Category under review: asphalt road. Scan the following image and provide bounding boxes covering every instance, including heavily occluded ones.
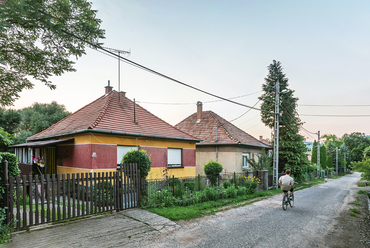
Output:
[143,173,361,248]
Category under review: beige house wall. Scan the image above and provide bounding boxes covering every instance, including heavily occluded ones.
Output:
[196,145,268,175]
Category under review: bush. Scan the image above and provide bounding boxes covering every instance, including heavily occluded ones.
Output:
[204,160,223,186]
[204,186,219,201]
[0,153,20,228]
[184,181,195,192]
[0,223,13,244]
[223,180,231,189]
[353,160,370,180]
[226,185,237,198]
[237,186,247,196]
[121,149,151,179]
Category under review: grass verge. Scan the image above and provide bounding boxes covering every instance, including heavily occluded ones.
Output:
[146,179,326,221]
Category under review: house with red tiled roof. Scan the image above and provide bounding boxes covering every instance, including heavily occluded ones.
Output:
[175,102,271,175]
[13,84,200,179]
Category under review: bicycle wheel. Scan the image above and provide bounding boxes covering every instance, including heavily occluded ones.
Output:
[282,194,288,210]
[289,194,294,207]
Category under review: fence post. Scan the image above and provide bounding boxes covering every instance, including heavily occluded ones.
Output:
[2,160,9,225]
[233,172,236,186]
[198,174,200,191]
[172,175,175,196]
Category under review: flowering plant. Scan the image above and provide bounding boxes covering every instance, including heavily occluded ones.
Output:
[32,155,44,166]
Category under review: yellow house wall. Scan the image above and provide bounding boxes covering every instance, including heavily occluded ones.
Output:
[70,133,196,149]
[57,132,197,179]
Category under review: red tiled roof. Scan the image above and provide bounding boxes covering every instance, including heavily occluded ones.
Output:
[175,111,271,148]
[28,91,199,141]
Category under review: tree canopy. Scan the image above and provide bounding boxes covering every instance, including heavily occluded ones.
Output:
[342,132,370,163]
[259,60,309,182]
[0,0,105,106]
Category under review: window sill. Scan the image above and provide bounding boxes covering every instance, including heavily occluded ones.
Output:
[167,166,184,169]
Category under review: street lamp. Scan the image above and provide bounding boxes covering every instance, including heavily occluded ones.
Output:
[273,82,288,188]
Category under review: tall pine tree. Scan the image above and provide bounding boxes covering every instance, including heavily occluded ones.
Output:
[311,140,318,164]
[259,60,309,182]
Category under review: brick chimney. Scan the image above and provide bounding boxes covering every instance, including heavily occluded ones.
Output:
[105,80,113,94]
[197,101,203,122]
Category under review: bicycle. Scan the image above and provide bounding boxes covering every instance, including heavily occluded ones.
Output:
[282,190,294,210]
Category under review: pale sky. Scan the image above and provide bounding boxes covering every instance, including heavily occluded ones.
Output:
[10,0,370,142]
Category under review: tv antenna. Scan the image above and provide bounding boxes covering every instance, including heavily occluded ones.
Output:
[102,46,131,96]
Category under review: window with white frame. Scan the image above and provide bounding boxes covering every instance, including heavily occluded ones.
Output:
[117,146,137,164]
[242,153,250,170]
[168,148,182,168]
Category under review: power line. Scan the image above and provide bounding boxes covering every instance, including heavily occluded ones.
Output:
[300,104,370,107]
[55,27,264,111]
[136,91,263,105]
[229,100,261,123]
[300,114,370,117]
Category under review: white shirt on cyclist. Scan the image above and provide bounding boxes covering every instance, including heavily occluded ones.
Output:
[279,175,294,191]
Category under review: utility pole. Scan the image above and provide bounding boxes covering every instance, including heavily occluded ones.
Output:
[317,131,320,178]
[344,154,346,174]
[336,147,339,176]
[102,47,130,99]
[273,81,280,189]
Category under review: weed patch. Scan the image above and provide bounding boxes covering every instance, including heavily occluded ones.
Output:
[350,208,360,214]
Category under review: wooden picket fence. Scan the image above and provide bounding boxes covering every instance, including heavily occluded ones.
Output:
[1,162,140,230]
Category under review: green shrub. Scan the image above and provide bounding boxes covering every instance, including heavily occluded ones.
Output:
[0,153,20,228]
[223,180,231,189]
[226,185,237,198]
[204,187,219,201]
[184,181,195,192]
[121,149,152,179]
[204,160,223,186]
[237,186,247,196]
[0,223,13,244]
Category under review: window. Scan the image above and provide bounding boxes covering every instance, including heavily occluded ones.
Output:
[242,153,250,170]
[168,148,182,168]
[117,146,137,164]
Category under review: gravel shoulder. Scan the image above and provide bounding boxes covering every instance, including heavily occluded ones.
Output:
[319,179,370,247]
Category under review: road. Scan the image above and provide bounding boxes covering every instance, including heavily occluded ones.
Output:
[5,173,361,248]
[142,173,361,248]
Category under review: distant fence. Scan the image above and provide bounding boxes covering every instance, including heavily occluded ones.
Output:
[1,161,140,230]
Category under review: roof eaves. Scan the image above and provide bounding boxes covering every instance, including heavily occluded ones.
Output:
[196,142,272,149]
[27,129,202,143]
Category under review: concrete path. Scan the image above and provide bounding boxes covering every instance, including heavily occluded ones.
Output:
[4,209,179,248]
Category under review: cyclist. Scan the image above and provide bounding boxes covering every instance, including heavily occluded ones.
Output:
[278,169,294,198]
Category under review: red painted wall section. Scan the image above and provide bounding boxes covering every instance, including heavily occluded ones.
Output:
[58,144,116,169]
[141,147,167,168]
[91,144,117,169]
[182,149,196,167]
[58,145,91,169]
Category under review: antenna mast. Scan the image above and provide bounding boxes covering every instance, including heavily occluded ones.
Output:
[102,46,130,97]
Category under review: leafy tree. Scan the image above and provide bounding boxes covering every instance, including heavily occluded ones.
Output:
[15,102,70,143]
[0,108,21,133]
[121,149,152,179]
[311,140,318,164]
[363,146,370,159]
[342,132,370,162]
[327,156,333,169]
[322,134,342,147]
[320,145,327,169]
[246,149,272,171]
[0,128,13,152]
[204,160,223,186]
[0,0,105,106]
[259,60,309,182]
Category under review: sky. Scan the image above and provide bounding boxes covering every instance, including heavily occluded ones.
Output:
[10,0,370,142]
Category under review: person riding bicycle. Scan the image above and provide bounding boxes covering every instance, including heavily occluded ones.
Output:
[278,169,294,198]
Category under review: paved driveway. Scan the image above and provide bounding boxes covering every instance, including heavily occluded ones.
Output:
[5,209,179,248]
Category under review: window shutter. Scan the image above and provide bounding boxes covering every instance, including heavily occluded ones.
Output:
[168,148,182,167]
